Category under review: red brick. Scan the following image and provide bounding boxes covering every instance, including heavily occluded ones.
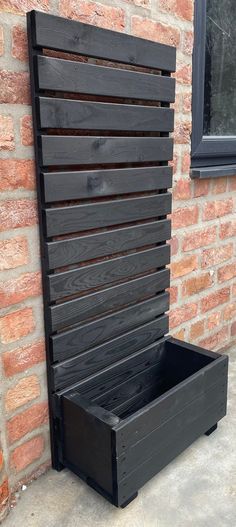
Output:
[231,321,236,336]
[232,283,236,297]
[201,244,233,269]
[7,402,48,444]
[199,326,228,351]
[20,115,33,146]
[10,435,44,473]
[0,272,41,308]
[171,205,198,229]
[12,25,27,61]
[172,328,185,340]
[0,236,28,270]
[175,63,192,85]
[3,340,45,377]
[207,311,221,331]
[168,235,179,256]
[229,176,236,191]
[182,30,194,56]
[0,479,9,510]
[181,152,190,174]
[203,198,233,221]
[0,115,14,151]
[131,16,180,47]
[218,263,236,283]
[174,120,191,144]
[159,0,193,21]
[0,307,35,344]
[168,285,178,305]
[0,0,49,15]
[182,272,213,297]
[169,302,198,329]
[223,303,236,321]
[212,177,227,194]
[193,179,210,198]
[0,450,3,471]
[219,220,236,240]
[171,254,197,278]
[5,375,40,413]
[201,287,230,313]
[0,71,30,104]
[190,320,204,340]
[0,199,37,231]
[182,92,191,113]
[0,159,35,191]
[182,226,217,252]
[0,26,4,56]
[60,0,125,31]
[173,178,191,200]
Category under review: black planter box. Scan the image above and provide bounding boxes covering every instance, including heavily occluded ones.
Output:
[59,337,228,507]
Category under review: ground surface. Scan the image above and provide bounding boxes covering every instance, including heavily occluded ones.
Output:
[4,351,236,527]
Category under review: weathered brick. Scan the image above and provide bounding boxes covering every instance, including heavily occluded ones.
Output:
[0,272,41,308]
[181,152,190,174]
[0,71,30,104]
[5,375,40,413]
[182,226,217,252]
[12,25,27,61]
[182,92,191,113]
[0,26,4,56]
[0,450,3,471]
[3,340,45,377]
[207,311,221,331]
[201,244,233,269]
[10,435,44,473]
[0,236,28,270]
[182,272,213,297]
[7,402,48,444]
[171,205,198,229]
[0,159,35,191]
[0,479,9,510]
[0,115,14,151]
[173,178,191,200]
[182,30,194,56]
[201,287,230,313]
[219,220,236,239]
[171,254,197,278]
[190,320,204,340]
[0,0,49,15]
[203,198,233,221]
[175,63,192,85]
[229,176,236,191]
[169,302,198,329]
[212,177,227,194]
[168,235,179,256]
[231,321,236,336]
[60,0,125,31]
[131,15,180,47]
[223,303,236,321]
[20,115,33,146]
[193,179,210,198]
[174,121,191,144]
[0,199,37,231]
[172,328,185,340]
[0,307,35,344]
[199,326,229,351]
[159,0,193,21]
[232,283,236,297]
[168,285,178,305]
[218,263,236,283]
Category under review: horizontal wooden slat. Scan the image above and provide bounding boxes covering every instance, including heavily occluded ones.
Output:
[46,219,171,270]
[48,245,170,301]
[38,97,174,132]
[43,166,172,203]
[45,193,171,237]
[52,315,168,389]
[32,11,176,72]
[41,135,173,167]
[51,292,169,362]
[49,268,170,331]
[37,55,175,102]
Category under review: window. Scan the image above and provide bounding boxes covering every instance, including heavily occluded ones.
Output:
[191,0,236,175]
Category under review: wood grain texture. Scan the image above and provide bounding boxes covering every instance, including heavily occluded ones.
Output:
[45,193,172,237]
[37,55,175,102]
[33,11,176,71]
[40,135,173,166]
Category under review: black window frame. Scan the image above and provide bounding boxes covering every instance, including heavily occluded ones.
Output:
[191,0,236,172]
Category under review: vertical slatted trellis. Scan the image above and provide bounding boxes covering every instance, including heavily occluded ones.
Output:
[27,10,176,470]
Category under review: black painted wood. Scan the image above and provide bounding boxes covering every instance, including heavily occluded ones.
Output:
[45,193,172,237]
[46,219,171,269]
[43,166,172,203]
[37,55,175,102]
[39,97,174,132]
[41,135,173,167]
[32,10,176,71]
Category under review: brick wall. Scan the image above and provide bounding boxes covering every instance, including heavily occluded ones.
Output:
[0,0,235,518]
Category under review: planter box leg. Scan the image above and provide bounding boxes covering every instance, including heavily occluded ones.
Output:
[121,492,138,508]
[205,423,218,436]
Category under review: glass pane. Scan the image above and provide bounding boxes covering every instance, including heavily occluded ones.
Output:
[203,0,236,136]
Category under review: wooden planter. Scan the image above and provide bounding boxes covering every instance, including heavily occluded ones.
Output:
[28,10,228,508]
